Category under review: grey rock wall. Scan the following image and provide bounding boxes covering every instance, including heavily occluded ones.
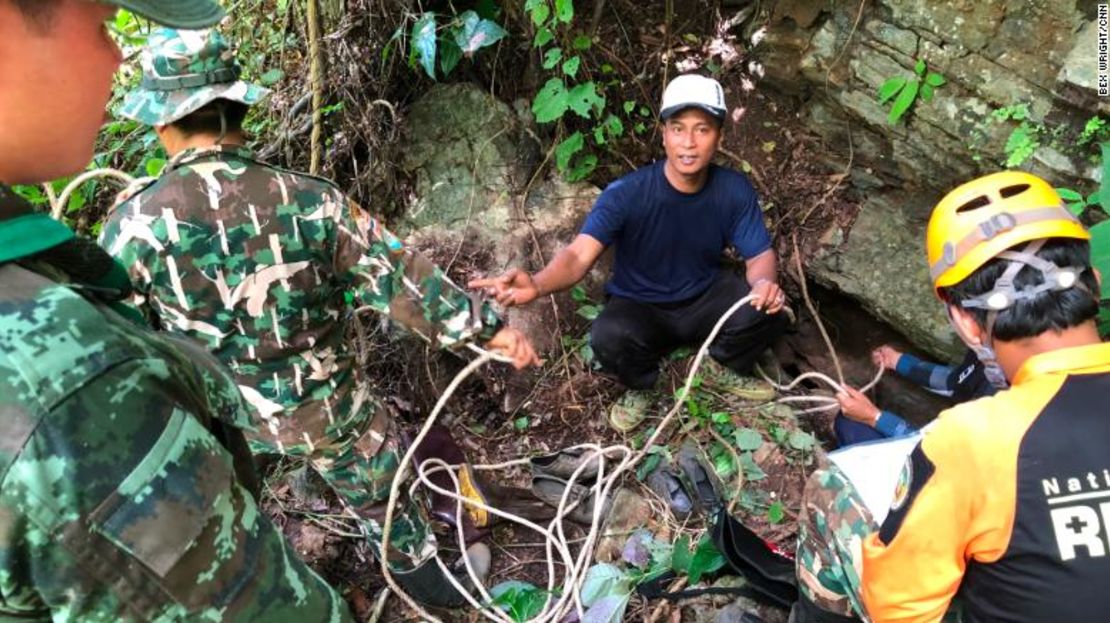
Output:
[760,0,1103,358]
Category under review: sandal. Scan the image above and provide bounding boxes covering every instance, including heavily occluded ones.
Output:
[530,447,602,481]
[676,441,724,515]
[530,474,610,524]
[644,463,694,519]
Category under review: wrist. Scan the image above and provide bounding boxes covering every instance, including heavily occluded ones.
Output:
[530,273,545,298]
[871,409,883,427]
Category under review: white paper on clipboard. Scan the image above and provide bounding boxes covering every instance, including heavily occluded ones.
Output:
[827,433,923,525]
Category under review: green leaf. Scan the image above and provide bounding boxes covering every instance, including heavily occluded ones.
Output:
[888,79,919,124]
[532,78,569,123]
[687,536,727,584]
[739,452,767,481]
[1057,187,1084,202]
[259,68,284,87]
[563,55,581,77]
[767,501,785,524]
[573,34,593,50]
[603,114,624,138]
[542,47,563,69]
[636,450,663,481]
[476,0,500,20]
[454,10,507,54]
[788,430,817,451]
[555,131,585,171]
[439,38,462,75]
[914,58,926,76]
[623,100,636,114]
[1089,222,1110,309]
[925,71,946,87]
[919,83,934,102]
[670,535,691,573]
[570,284,588,302]
[710,411,731,425]
[554,0,574,23]
[577,303,601,320]
[1099,142,1110,212]
[144,157,166,177]
[411,12,438,79]
[513,416,529,431]
[581,563,631,606]
[877,76,906,104]
[489,580,547,622]
[734,427,763,451]
[712,451,735,477]
[533,27,554,47]
[566,153,598,182]
[567,81,605,118]
[526,0,550,26]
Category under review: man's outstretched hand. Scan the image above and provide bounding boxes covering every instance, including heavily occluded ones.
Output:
[485,327,542,369]
[469,269,541,307]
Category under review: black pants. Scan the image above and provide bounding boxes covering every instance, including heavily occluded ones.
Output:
[590,271,788,389]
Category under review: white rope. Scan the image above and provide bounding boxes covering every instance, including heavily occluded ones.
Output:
[380,296,888,621]
[379,295,759,622]
[47,168,136,220]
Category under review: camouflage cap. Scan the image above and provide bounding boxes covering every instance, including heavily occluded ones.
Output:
[106,1,225,29]
[120,28,269,126]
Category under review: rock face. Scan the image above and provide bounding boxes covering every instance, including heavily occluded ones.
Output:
[401,83,603,358]
[760,0,1102,358]
[399,83,542,234]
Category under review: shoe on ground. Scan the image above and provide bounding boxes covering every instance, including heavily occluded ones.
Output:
[701,358,776,402]
[608,389,655,432]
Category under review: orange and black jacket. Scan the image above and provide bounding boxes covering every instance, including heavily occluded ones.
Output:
[861,342,1110,622]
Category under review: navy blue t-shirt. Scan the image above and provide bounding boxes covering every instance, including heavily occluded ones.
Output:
[581,160,770,303]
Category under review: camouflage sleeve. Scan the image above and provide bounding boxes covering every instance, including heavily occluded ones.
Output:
[331,193,503,347]
[99,200,163,329]
[0,358,353,622]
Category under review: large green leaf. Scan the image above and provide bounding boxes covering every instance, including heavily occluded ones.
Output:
[411,12,437,79]
[888,79,918,124]
[670,535,691,573]
[453,10,506,54]
[734,427,763,451]
[542,47,563,69]
[439,38,462,75]
[687,535,727,584]
[567,81,605,118]
[555,0,574,23]
[1089,221,1110,284]
[525,0,549,25]
[532,77,569,123]
[566,153,598,182]
[556,131,585,171]
[877,76,906,104]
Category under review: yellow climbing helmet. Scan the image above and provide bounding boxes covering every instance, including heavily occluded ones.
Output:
[926,171,1090,294]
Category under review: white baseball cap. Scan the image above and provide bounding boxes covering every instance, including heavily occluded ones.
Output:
[660,74,727,123]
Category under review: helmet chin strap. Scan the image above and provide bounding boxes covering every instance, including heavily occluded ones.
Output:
[946,305,1010,390]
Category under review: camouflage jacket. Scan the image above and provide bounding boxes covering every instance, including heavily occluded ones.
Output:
[100,146,501,458]
[0,187,351,621]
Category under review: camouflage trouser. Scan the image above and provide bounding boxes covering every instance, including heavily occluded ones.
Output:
[796,466,960,623]
[795,465,875,621]
[309,424,437,572]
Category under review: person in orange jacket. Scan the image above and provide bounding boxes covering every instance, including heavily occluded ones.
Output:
[792,171,1110,623]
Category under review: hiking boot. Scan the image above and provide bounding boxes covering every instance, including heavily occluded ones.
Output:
[608,389,655,432]
[530,447,602,481]
[702,359,776,402]
[530,473,611,524]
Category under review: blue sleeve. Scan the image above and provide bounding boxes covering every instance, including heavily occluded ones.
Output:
[894,353,956,395]
[580,181,625,246]
[874,411,917,437]
[728,173,771,259]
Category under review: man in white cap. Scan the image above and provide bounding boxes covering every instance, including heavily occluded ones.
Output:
[471,74,786,430]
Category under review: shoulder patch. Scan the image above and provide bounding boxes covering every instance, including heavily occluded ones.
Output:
[878,443,936,545]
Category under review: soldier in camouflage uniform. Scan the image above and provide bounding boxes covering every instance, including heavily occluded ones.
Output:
[0,0,351,620]
[100,27,540,605]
